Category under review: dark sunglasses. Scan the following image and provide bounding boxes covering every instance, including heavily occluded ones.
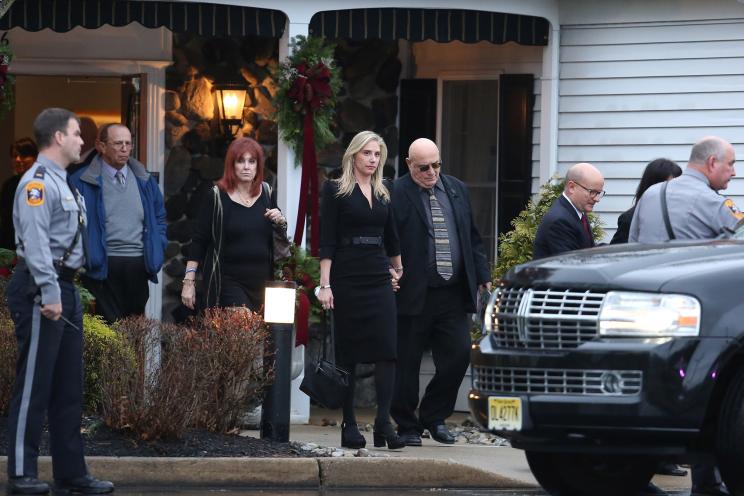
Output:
[417,162,442,173]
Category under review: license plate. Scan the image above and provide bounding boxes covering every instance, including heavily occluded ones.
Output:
[488,396,523,431]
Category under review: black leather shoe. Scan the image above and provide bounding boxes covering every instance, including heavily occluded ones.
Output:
[6,477,50,495]
[691,483,731,496]
[656,463,688,477]
[53,475,114,494]
[639,482,667,495]
[398,432,422,447]
[425,423,456,444]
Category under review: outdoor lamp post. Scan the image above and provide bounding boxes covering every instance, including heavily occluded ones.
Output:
[213,83,247,139]
[261,280,297,442]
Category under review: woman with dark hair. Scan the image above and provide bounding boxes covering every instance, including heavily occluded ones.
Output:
[611,158,683,244]
[1,138,38,249]
[317,130,404,450]
[181,137,287,310]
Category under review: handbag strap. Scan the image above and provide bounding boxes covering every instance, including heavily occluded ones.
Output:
[320,310,338,365]
[660,181,676,240]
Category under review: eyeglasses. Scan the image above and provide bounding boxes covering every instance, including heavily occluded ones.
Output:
[571,180,606,199]
[416,162,442,173]
[107,140,133,150]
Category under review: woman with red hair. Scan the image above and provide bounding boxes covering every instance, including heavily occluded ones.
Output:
[181,137,287,310]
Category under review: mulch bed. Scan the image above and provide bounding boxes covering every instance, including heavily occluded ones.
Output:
[0,416,300,458]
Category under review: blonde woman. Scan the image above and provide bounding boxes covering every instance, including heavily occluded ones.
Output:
[317,131,404,450]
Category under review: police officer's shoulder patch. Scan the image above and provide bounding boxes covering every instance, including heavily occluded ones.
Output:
[25,181,44,207]
[724,199,744,220]
[32,166,46,180]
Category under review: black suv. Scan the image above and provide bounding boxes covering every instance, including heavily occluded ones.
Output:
[469,239,744,496]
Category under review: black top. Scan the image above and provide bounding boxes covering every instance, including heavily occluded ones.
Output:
[610,206,635,245]
[190,187,272,292]
[319,181,400,261]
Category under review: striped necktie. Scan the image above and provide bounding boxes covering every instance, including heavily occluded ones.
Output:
[428,189,453,280]
[114,170,125,188]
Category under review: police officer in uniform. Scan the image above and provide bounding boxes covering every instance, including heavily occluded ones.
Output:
[630,135,737,496]
[5,108,114,495]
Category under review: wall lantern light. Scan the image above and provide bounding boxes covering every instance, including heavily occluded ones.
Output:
[214,83,248,139]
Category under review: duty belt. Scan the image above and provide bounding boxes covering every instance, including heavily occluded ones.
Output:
[340,236,383,246]
[16,257,80,283]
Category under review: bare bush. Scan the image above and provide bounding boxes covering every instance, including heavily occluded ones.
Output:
[99,316,201,440]
[98,310,273,439]
[191,307,274,433]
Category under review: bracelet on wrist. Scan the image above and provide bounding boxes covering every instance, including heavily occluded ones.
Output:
[319,284,331,289]
[182,278,195,284]
[185,267,197,275]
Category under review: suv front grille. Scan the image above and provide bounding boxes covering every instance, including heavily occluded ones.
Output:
[472,366,643,396]
[490,287,606,350]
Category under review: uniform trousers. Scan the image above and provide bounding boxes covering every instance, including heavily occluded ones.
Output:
[5,267,87,480]
[82,255,149,324]
[392,283,470,435]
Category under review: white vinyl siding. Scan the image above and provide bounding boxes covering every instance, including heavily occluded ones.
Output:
[557,19,744,242]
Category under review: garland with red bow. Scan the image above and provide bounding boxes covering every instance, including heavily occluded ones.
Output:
[273,36,340,255]
[0,32,14,121]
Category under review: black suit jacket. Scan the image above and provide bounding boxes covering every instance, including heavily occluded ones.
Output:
[533,195,594,259]
[391,173,490,316]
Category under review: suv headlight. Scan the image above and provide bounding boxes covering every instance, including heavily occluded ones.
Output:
[483,289,498,334]
[599,291,700,337]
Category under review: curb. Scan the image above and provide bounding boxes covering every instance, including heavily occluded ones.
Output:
[0,456,533,489]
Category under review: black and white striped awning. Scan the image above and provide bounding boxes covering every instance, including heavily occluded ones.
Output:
[0,0,286,37]
[309,8,549,46]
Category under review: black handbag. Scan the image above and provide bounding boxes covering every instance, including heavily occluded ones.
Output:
[262,182,291,262]
[300,311,349,409]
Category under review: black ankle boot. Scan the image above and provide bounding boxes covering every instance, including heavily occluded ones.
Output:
[373,422,405,449]
[341,421,366,449]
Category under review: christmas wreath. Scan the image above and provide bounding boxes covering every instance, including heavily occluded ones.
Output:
[0,33,13,121]
[273,35,341,160]
[273,35,342,255]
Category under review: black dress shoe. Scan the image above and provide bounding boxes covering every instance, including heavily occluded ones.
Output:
[53,475,114,495]
[425,423,456,444]
[691,483,731,496]
[656,463,688,477]
[398,432,422,447]
[639,482,667,495]
[6,477,50,495]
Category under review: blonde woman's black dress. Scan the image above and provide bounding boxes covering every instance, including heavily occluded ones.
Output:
[320,181,400,364]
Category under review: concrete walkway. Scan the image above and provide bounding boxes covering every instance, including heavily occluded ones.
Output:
[0,407,694,491]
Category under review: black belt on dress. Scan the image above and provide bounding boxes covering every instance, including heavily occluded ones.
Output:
[16,257,80,283]
[340,236,383,247]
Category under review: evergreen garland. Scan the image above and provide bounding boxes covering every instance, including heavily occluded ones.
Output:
[272,35,341,164]
[0,33,13,121]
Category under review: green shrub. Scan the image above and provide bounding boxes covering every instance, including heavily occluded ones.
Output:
[83,314,135,413]
[493,178,604,281]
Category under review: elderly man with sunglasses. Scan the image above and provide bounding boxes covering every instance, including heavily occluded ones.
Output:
[533,162,605,259]
[390,138,491,447]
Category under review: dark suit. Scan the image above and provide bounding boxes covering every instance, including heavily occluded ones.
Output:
[533,194,594,259]
[391,173,490,434]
